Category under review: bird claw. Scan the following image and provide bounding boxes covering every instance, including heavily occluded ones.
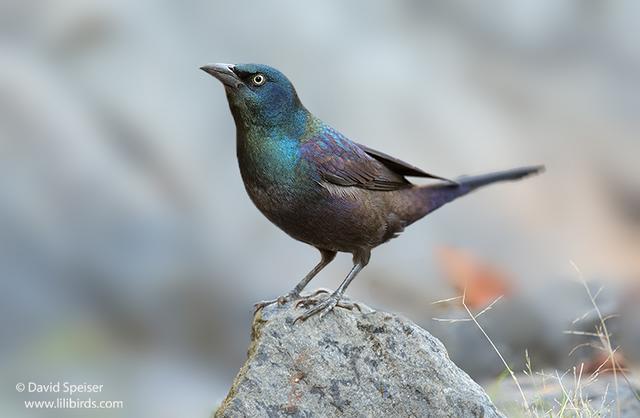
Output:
[294,296,338,323]
[294,295,362,323]
[253,292,298,314]
[306,288,331,298]
[293,288,332,309]
[294,298,316,309]
[338,300,362,313]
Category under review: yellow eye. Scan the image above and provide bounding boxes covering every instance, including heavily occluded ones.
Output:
[251,74,266,86]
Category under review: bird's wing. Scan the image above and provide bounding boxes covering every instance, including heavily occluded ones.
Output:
[356,143,454,183]
[301,127,414,191]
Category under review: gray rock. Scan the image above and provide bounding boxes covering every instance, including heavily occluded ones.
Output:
[215,295,504,417]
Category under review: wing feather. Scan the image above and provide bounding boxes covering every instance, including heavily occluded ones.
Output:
[301,126,439,191]
[356,143,455,183]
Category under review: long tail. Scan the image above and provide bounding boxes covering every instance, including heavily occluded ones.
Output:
[454,165,544,190]
[407,165,544,222]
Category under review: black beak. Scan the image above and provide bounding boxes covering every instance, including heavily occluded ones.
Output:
[200,63,241,88]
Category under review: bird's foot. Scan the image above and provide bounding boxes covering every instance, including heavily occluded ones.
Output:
[293,288,333,309]
[302,288,331,300]
[253,292,299,314]
[254,288,334,314]
[294,293,361,323]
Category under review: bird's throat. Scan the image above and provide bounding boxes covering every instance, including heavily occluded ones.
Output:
[236,126,302,189]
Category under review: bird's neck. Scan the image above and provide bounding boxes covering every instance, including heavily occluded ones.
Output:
[235,108,312,187]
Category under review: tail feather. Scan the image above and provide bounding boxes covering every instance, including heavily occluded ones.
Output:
[454,165,544,190]
[412,165,544,220]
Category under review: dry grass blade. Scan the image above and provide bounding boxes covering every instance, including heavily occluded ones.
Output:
[431,295,463,304]
[460,286,531,413]
[563,330,604,338]
[431,317,471,323]
[431,285,530,413]
[569,260,621,418]
[432,294,503,323]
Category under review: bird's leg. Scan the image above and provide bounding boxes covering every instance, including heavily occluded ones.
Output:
[295,249,370,322]
[294,264,364,321]
[254,249,336,312]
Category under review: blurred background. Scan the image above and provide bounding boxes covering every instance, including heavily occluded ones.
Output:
[1,0,639,416]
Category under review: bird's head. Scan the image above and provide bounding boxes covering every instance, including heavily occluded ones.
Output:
[201,63,304,128]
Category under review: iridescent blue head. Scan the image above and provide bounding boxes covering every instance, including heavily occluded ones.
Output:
[201,63,305,129]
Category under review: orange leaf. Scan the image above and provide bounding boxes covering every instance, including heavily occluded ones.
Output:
[582,351,627,376]
[436,246,512,309]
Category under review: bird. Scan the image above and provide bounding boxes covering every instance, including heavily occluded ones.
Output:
[201,63,543,322]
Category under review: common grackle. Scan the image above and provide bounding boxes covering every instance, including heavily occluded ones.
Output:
[201,63,543,322]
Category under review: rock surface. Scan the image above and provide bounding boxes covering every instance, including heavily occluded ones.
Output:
[215,294,504,417]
